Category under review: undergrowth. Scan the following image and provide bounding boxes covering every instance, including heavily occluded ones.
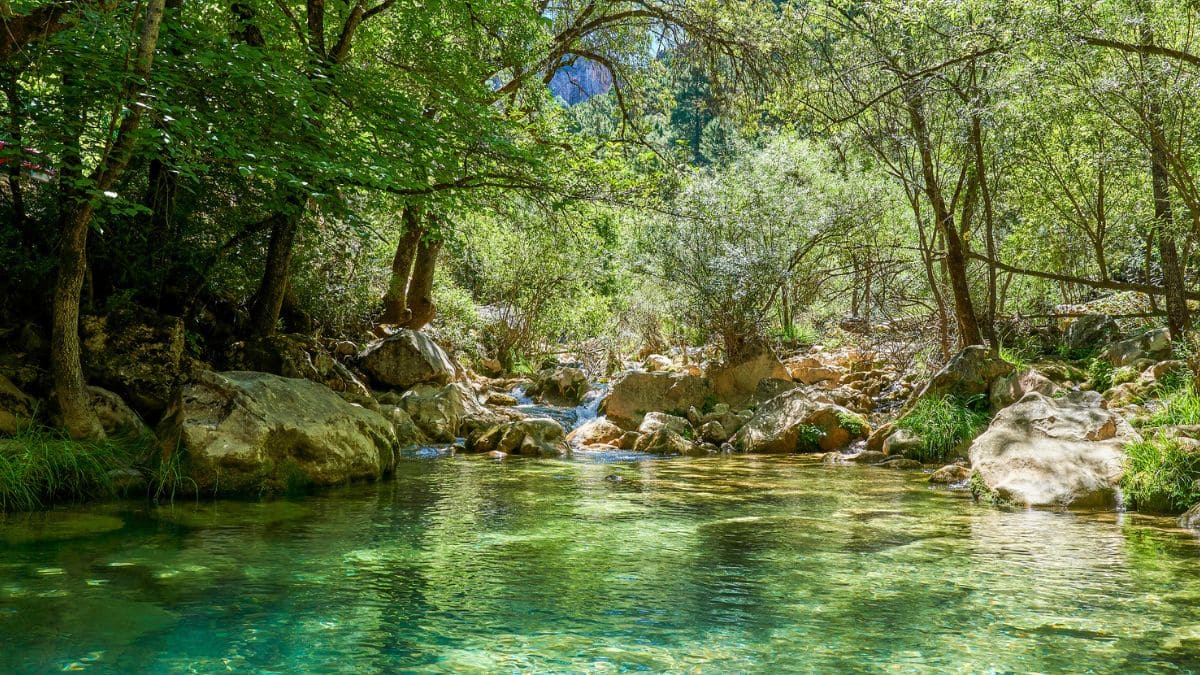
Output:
[0,426,156,512]
[1123,432,1200,514]
[896,395,990,463]
[1144,379,1200,427]
[1087,358,1113,392]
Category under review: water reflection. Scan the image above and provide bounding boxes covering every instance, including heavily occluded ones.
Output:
[1,455,1200,672]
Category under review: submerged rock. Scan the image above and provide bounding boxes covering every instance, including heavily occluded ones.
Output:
[160,371,399,496]
[1180,503,1200,531]
[730,389,869,453]
[929,464,971,484]
[633,428,699,455]
[359,329,457,389]
[967,391,1137,508]
[603,371,713,430]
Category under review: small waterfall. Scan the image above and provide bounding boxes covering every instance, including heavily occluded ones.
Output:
[507,383,607,430]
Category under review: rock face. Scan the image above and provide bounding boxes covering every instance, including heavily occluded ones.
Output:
[708,350,791,407]
[990,368,1061,410]
[87,386,148,438]
[731,389,869,453]
[603,371,713,430]
[468,418,568,457]
[0,374,33,434]
[359,329,456,389]
[1105,328,1171,368]
[160,371,398,496]
[567,418,624,446]
[394,382,503,442]
[1065,314,1121,351]
[908,346,1013,409]
[637,412,692,437]
[968,391,1138,508]
[81,307,185,416]
[232,334,372,404]
[528,367,589,406]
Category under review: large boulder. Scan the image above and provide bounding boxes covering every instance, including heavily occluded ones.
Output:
[1104,328,1172,368]
[990,368,1061,410]
[359,329,456,389]
[231,334,373,405]
[637,411,692,437]
[731,389,870,453]
[1065,314,1121,352]
[159,371,398,496]
[87,386,148,438]
[633,428,700,455]
[603,371,713,430]
[967,391,1138,508]
[907,346,1013,410]
[567,418,624,446]
[0,374,34,434]
[467,418,568,457]
[528,366,589,406]
[81,306,186,416]
[708,349,792,407]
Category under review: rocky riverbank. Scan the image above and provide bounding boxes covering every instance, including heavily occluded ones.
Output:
[3,308,1199,528]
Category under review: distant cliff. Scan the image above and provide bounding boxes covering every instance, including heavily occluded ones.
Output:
[549,58,613,105]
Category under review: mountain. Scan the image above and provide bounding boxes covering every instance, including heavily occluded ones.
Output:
[549,58,613,105]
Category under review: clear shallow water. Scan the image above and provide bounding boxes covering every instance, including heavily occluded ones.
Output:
[3,454,1200,673]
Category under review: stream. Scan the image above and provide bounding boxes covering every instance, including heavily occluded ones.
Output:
[2,393,1200,672]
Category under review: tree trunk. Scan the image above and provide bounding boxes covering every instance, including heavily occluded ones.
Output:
[50,0,166,439]
[403,222,441,330]
[907,92,983,347]
[379,205,423,325]
[970,113,998,348]
[1149,104,1190,338]
[248,211,298,337]
[52,204,105,439]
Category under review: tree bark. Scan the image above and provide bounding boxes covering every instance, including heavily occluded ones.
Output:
[379,205,423,325]
[906,92,983,347]
[403,230,442,331]
[248,211,299,337]
[50,0,167,439]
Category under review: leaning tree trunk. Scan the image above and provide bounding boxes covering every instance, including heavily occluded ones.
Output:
[404,231,442,330]
[907,93,983,348]
[50,0,166,439]
[379,205,424,326]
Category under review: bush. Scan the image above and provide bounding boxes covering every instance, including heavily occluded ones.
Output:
[0,427,155,512]
[1087,357,1113,392]
[1122,433,1200,514]
[896,395,989,463]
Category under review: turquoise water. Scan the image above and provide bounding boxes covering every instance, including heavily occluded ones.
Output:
[3,453,1200,672]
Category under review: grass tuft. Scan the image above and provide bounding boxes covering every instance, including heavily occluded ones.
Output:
[1144,381,1200,428]
[1122,432,1200,514]
[896,395,990,463]
[1087,357,1113,392]
[0,426,155,512]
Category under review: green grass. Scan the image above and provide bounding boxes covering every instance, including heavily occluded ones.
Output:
[1122,433,1200,514]
[999,343,1036,371]
[1144,380,1200,427]
[0,427,155,512]
[836,411,867,436]
[896,395,990,463]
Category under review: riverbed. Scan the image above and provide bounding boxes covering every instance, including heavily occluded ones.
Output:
[3,453,1200,672]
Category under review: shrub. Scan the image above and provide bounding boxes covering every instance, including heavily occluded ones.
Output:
[1122,433,1200,514]
[896,395,989,463]
[796,424,825,452]
[0,427,155,512]
[1087,357,1113,392]
[836,411,867,436]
